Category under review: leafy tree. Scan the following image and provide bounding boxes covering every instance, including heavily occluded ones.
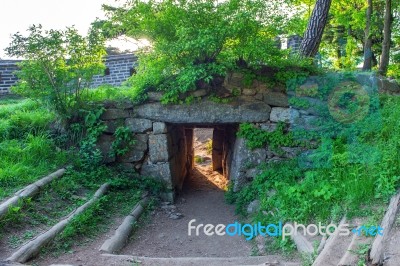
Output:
[363,0,373,70]
[300,0,333,58]
[5,25,106,118]
[101,0,304,103]
[379,0,393,75]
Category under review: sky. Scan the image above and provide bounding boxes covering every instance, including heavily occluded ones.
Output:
[0,0,137,59]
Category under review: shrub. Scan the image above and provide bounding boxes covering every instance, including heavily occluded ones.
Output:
[6,25,106,118]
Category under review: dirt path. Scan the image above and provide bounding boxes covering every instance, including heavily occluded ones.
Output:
[121,168,251,257]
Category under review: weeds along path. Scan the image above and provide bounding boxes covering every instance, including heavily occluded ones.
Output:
[0,168,66,219]
[0,168,144,265]
[0,97,68,201]
[0,171,93,259]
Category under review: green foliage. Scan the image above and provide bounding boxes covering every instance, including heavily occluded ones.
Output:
[6,25,106,118]
[288,97,311,109]
[205,139,213,155]
[43,166,163,255]
[0,98,67,201]
[74,108,106,171]
[112,126,136,156]
[102,0,303,103]
[208,94,231,104]
[194,155,205,164]
[237,122,301,150]
[82,84,146,104]
[0,134,67,200]
[0,99,54,141]
[230,94,400,228]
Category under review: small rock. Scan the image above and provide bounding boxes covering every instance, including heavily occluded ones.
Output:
[247,200,261,214]
[242,88,257,96]
[245,168,261,180]
[267,189,277,197]
[161,205,176,211]
[169,213,184,220]
[147,91,163,101]
[260,122,278,132]
[263,91,289,107]
[255,235,266,255]
[191,89,208,97]
[158,233,165,238]
[270,107,300,123]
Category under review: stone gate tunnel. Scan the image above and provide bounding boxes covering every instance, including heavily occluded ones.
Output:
[152,124,238,196]
[99,95,277,202]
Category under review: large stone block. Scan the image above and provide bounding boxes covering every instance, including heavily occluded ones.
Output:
[118,150,145,163]
[377,77,400,92]
[263,91,289,107]
[134,134,149,151]
[117,134,148,163]
[141,163,173,189]
[190,89,208,97]
[104,119,124,134]
[153,122,167,134]
[270,107,300,123]
[126,118,153,133]
[292,115,319,131]
[149,134,170,163]
[101,109,130,120]
[229,137,267,191]
[134,100,271,123]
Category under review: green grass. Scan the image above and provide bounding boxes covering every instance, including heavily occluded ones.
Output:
[81,84,144,103]
[0,98,67,200]
[0,135,67,200]
[0,165,160,252]
[34,167,160,256]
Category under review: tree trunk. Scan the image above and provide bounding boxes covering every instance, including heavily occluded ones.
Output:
[363,0,373,71]
[299,0,333,58]
[379,0,392,75]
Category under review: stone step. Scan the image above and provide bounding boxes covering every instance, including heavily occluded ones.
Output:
[94,254,301,266]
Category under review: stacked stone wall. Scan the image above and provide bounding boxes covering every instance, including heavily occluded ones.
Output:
[0,60,20,94]
[0,54,137,94]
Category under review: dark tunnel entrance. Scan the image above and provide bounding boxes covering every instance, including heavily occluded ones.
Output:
[167,124,238,195]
